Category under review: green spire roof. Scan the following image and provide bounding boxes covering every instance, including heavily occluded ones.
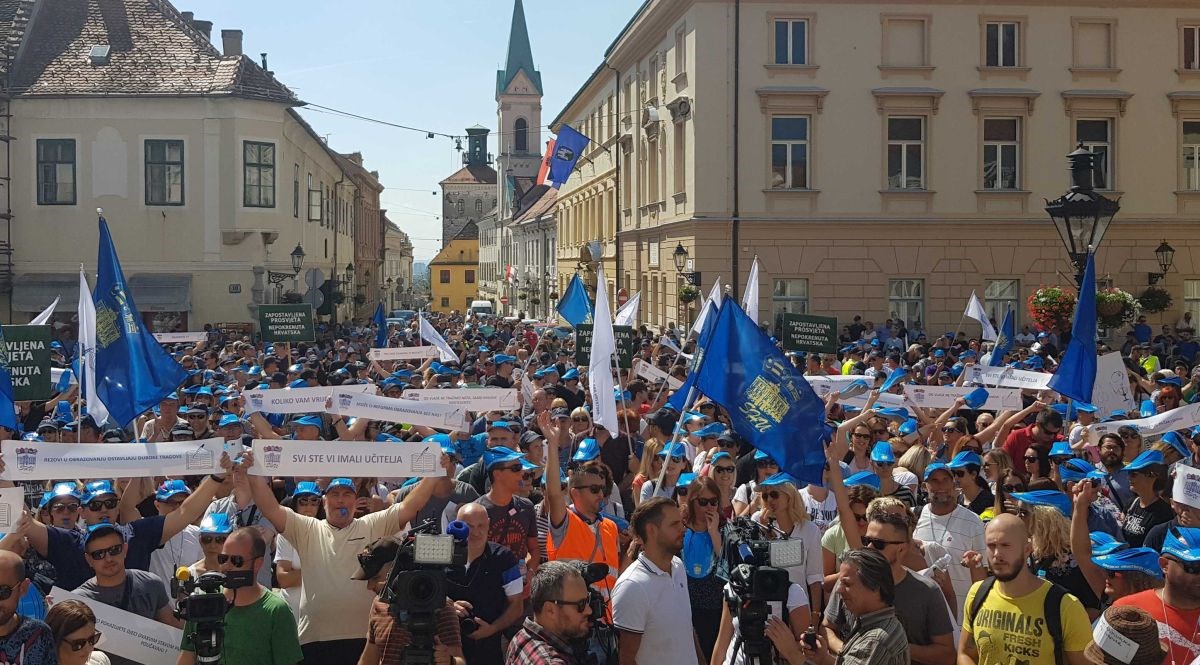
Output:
[496,0,542,98]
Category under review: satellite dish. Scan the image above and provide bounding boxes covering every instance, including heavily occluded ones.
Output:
[304,268,325,289]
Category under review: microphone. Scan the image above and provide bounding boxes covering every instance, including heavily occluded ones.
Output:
[445,520,470,543]
[175,566,191,583]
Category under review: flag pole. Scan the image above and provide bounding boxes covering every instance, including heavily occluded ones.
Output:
[654,384,700,490]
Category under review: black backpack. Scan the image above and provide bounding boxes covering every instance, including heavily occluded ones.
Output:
[965,577,1067,665]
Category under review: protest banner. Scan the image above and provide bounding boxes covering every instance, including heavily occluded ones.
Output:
[0,438,226,481]
[0,487,21,530]
[248,439,442,477]
[1173,464,1200,510]
[1091,351,1135,418]
[49,367,77,388]
[1088,400,1200,440]
[52,587,183,665]
[800,375,865,398]
[840,391,907,409]
[575,324,637,368]
[368,346,438,361]
[257,304,315,342]
[151,332,207,344]
[328,388,470,430]
[903,385,1024,411]
[243,385,373,415]
[2,325,50,401]
[403,388,518,411]
[633,358,683,389]
[780,314,838,354]
[961,364,1054,390]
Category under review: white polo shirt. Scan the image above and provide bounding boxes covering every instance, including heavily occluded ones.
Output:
[612,553,695,665]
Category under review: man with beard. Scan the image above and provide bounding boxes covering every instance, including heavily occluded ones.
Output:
[0,550,54,662]
[1113,526,1200,664]
[1094,433,1134,510]
[506,561,591,665]
[913,463,986,606]
[959,514,1093,665]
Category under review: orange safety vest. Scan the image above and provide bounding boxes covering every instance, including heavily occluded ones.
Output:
[546,508,620,599]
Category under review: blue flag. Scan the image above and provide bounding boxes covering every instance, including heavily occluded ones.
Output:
[556,274,594,327]
[547,124,591,188]
[93,217,188,428]
[988,307,1015,367]
[1049,254,1097,403]
[667,299,724,412]
[0,328,20,432]
[693,300,829,484]
[373,302,387,349]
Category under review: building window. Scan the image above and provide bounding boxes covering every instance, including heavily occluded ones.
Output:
[770,116,809,189]
[771,279,809,335]
[675,25,687,74]
[475,199,483,213]
[621,145,633,210]
[674,122,687,194]
[1185,121,1200,190]
[649,54,659,101]
[456,199,465,214]
[984,279,1019,325]
[1076,119,1112,189]
[441,297,450,308]
[515,118,528,153]
[439,270,451,284]
[243,141,275,207]
[882,16,929,68]
[887,117,924,189]
[1072,19,1116,69]
[36,139,76,205]
[144,139,184,205]
[1185,25,1200,71]
[773,19,808,65]
[889,279,924,330]
[307,174,321,222]
[984,22,1019,67]
[465,270,476,284]
[293,164,300,217]
[983,118,1020,190]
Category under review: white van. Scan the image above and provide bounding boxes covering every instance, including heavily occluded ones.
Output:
[470,300,494,318]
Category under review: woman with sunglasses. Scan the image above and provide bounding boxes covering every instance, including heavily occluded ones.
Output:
[1068,482,1163,608]
[993,471,1026,516]
[752,475,823,622]
[639,442,688,503]
[568,407,593,444]
[629,438,663,509]
[186,513,233,581]
[706,451,738,520]
[980,449,1013,494]
[732,451,780,517]
[1115,426,1145,463]
[46,600,107,665]
[1121,451,1174,548]
[1021,445,1051,484]
[276,482,323,617]
[680,475,726,660]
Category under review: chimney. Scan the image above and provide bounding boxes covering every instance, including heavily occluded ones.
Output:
[192,20,212,41]
[220,29,242,57]
[180,11,193,21]
[260,52,269,72]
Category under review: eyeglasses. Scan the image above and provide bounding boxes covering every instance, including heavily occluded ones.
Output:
[941,427,960,434]
[863,537,906,550]
[216,553,257,568]
[86,498,119,511]
[571,417,590,423]
[669,456,684,463]
[296,496,320,506]
[1023,456,1039,463]
[495,464,524,474]
[1002,484,1023,493]
[62,632,102,652]
[573,485,605,495]
[696,498,719,507]
[762,490,781,500]
[714,466,736,475]
[550,597,590,612]
[874,461,894,468]
[851,433,871,440]
[86,544,124,561]
[853,512,868,523]
[200,534,228,546]
[51,503,80,514]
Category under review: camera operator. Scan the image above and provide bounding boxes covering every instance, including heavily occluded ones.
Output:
[447,503,525,665]
[176,527,302,665]
[507,561,592,665]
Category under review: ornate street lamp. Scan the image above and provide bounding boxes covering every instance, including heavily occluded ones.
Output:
[671,243,701,286]
[1044,144,1121,286]
[1149,241,1176,285]
[290,243,306,275]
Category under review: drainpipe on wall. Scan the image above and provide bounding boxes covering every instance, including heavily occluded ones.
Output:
[730,0,741,300]
[607,63,622,292]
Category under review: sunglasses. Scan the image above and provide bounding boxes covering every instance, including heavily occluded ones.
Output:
[714,466,735,474]
[573,485,605,495]
[550,597,590,612]
[1041,428,1062,436]
[216,553,256,567]
[571,417,590,423]
[756,461,778,469]
[62,631,102,652]
[695,497,718,507]
[851,432,871,440]
[1002,484,1023,493]
[86,498,119,511]
[186,414,207,420]
[495,464,524,474]
[668,456,684,463]
[51,503,80,514]
[874,461,894,468]
[200,534,228,545]
[86,544,124,561]
[1023,456,1039,463]
[296,496,320,506]
[762,490,781,500]
[863,537,905,550]
[941,427,960,434]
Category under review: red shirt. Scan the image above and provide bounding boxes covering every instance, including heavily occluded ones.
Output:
[1113,589,1200,664]
[1002,425,1063,464]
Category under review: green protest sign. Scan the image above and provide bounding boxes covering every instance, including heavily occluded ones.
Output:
[257,305,315,342]
[2,325,51,401]
[780,313,838,354]
[575,324,637,369]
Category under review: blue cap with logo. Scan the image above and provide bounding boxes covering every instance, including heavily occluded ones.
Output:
[898,418,919,437]
[1092,547,1164,578]
[323,478,356,495]
[923,462,951,481]
[155,479,191,502]
[843,471,881,491]
[573,438,601,463]
[1162,526,1200,563]
[83,522,126,545]
[1010,489,1072,517]
[657,442,688,459]
[1161,431,1190,459]
[82,480,118,504]
[292,481,321,498]
[1123,450,1166,472]
[199,513,233,535]
[870,442,895,464]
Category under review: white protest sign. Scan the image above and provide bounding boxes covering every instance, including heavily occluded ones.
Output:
[633,358,683,389]
[903,385,1024,411]
[0,488,21,530]
[248,439,442,477]
[800,375,866,398]
[244,385,372,415]
[49,367,77,387]
[328,388,470,430]
[1174,465,1200,510]
[52,587,183,665]
[403,388,518,411]
[1091,351,1136,419]
[0,439,226,481]
[841,391,907,409]
[1092,614,1140,665]
[152,332,206,344]
[368,346,438,361]
[962,364,1053,390]
[1088,400,1200,439]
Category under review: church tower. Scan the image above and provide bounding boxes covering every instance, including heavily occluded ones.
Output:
[495,0,542,219]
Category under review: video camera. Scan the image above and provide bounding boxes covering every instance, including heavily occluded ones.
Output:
[722,517,802,665]
[574,562,616,665]
[174,570,231,664]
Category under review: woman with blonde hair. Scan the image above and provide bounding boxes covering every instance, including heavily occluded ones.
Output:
[896,445,930,493]
[629,437,663,507]
[751,474,824,624]
[681,475,726,659]
[981,449,1013,490]
[1017,493,1103,620]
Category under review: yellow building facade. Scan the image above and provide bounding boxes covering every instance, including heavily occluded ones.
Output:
[429,221,480,314]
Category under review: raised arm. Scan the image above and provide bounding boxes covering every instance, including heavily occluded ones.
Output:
[238,451,292,535]
[539,411,569,529]
[248,412,282,440]
[161,465,228,545]
[1069,481,1105,602]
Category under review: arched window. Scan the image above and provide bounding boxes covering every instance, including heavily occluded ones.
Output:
[475,199,483,213]
[456,199,465,214]
[514,118,528,152]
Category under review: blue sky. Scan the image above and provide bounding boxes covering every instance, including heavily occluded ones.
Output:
[196,0,643,262]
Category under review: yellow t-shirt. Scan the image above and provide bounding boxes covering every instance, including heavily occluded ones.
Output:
[962,579,1093,665]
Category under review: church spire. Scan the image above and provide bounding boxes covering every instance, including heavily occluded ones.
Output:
[496,0,542,98]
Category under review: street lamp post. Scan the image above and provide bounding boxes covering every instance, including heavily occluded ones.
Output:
[1044,144,1121,287]
[289,243,305,291]
[1148,241,1176,285]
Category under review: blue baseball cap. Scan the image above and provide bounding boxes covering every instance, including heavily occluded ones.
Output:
[323,478,356,495]
[759,472,799,488]
[657,442,687,459]
[292,415,323,429]
[1010,489,1072,517]
[677,473,698,490]
[1123,450,1166,472]
[1058,459,1093,484]
[843,471,881,491]
[82,480,118,504]
[1090,531,1126,556]
[1024,356,1045,370]
[839,379,870,398]
[1140,399,1156,418]
[870,442,895,464]
[948,451,983,470]
[292,481,321,498]
[287,378,307,388]
[562,368,579,380]
[83,523,126,545]
[708,451,733,465]
[879,369,909,393]
[1073,401,1098,414]
[154,480,191,503]
[1161,431,1190,459]
[898,418,919,437]
[693,423,726,439]
[493,354,517,365]
[483,446,525,469]
[1162,527,1200,563]
[199,513,233,535]
[1048,440,1073,459]
[216,414,243,429]
[876,407,910,422]
[753,449,776,464]
[1092,547,1164,578]
[487,420,517,432]
[41,482,81,508]
[924,462,951,480]
[573,438,601,463]
[1157,375,1184,387]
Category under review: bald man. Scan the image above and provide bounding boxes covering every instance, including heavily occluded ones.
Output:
[958,514,1093,665]
[0,550,55,662]
[445,503,525,665]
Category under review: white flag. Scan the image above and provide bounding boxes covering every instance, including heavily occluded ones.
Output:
[77,268,109,426]
[418,313,459,363]
[30,296,59,326]
[690,277,723,337]
[614,291,640,327]
[742,256,760,323]
[965,291,998,341]
[588,266,619,433]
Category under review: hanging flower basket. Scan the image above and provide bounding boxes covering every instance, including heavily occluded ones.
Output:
[1096,287,1140,328]
[1028,286,1076,331]
[678,285,700,303]
[517,293,528,301]
[1137,286,1172,314]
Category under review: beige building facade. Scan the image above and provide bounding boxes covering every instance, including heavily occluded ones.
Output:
[555,0,1200,337]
